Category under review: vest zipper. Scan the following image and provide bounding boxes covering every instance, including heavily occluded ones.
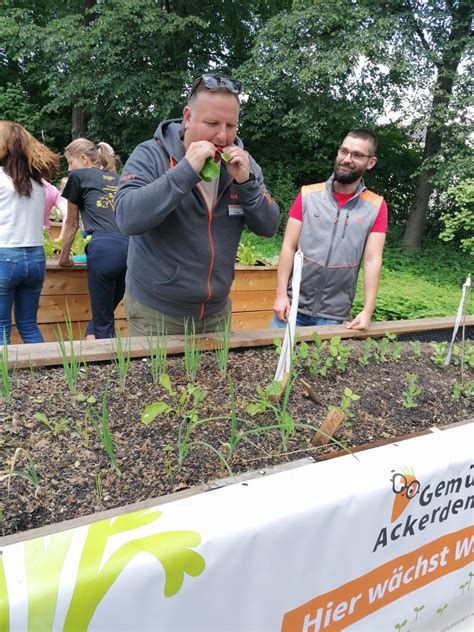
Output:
[342,211,349,239]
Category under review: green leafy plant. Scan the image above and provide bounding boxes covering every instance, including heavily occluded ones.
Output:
[436,604,447,615]
[430,341,448,367]
[358,337,375,366]
[0,447,40,497]
[394,620,407,631]
[339,387,360,426]
[42,229,62,258]
[55,307,83,395]
[70,230,91,256]
[374,332,397,363]
[403,373,422,408]
[33,412,69,436]
[183,318,202,383]
[409,340,422,359]
[452,380,474,400]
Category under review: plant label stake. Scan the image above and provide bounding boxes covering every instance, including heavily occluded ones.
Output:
[272,250,304,401]
[444,274,471,367]
[311,407,345,447]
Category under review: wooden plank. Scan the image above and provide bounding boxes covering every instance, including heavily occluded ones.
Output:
[48,222,63,240]
[5,315,473,370]
[231,310,273,330]
[41,270,89,295]
[231,267,277,292]
[230,290,274,311]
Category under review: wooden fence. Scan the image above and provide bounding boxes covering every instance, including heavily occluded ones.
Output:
[10,261,277,343]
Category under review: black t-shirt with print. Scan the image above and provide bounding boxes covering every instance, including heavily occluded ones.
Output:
[62,168,123,235]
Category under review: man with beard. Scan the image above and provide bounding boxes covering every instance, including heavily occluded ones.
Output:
[272,128,387,330]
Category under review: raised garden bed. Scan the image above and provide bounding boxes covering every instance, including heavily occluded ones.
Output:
[1,322,473,538]
[9,263,277,343]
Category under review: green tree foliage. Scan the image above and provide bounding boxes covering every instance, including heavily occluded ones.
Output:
[237,0,423,222]
[439,178,474,256]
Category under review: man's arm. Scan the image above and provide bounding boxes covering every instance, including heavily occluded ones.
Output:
[273,218,302,321]
[234,156,280,237]
[115,142,208,236]
[345,232,386,330]
[58,202,80,267]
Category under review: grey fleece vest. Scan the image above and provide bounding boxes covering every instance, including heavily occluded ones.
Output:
[295,175,382,321]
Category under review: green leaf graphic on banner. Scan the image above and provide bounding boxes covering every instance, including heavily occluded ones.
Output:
[25,531,73,632]
[0,553,9,632]
[64,509,205,632]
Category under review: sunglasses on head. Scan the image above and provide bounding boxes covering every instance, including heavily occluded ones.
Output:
[188,74,242,100]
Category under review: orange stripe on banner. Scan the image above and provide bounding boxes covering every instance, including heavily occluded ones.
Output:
[281,525,474,632]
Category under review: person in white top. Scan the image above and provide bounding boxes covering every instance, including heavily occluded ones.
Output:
[0,120,60,344]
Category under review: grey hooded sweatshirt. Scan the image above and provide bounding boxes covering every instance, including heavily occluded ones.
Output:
[115,119,280,319]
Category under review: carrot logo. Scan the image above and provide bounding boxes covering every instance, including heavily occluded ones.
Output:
[390,467,420,522]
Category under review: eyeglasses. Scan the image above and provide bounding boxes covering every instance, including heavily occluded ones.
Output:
[188,74,242,100]
[338,147,374,161]
[391,473,420,499]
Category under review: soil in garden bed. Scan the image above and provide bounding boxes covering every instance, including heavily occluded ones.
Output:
[1,338,473,537]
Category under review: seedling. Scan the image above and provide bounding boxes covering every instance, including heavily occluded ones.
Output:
[436,604,447,615]
[95,472,103,507]
[402,373,421,408]
[214,314,232,377]
[358,337,375,366]
[87,383,120,475]
[452,380,474,400]
[394,620,407,631]
[0,447,40,497]
[184,318,202,383]
[33,412,69,436]
[330,387,360,427]
[413,604,424,620]
[111,327,131,392]
[430,341,448,367]
[409,340,422,359]
[55,306,83,394]
[374,333,392,363]
[0,329,13,401]
[146,319,168,384]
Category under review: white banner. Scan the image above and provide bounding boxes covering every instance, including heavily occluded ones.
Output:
[1,422,473,632]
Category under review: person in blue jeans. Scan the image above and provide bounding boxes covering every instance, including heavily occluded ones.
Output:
[59,139,128,339]
[0,120,60,344]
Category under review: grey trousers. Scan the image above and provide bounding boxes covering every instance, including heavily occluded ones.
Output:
[124,291,232,336]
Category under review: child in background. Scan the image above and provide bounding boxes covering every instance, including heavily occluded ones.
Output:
[42,180,68,241]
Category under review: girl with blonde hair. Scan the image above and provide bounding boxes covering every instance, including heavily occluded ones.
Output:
[59,138,128,339]
[0,120,60,343]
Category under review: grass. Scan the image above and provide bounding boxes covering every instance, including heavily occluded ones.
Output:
[240,231,473,320]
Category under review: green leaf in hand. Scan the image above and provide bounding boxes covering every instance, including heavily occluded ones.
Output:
[200,158,219,182]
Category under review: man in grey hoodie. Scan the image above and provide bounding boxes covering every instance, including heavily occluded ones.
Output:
[115,74,280,335]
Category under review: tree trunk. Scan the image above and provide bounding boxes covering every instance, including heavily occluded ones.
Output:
[69,0,96,141]
[402,0,471,250]
[71,105,86,139]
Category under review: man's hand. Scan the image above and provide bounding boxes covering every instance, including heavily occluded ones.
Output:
[273,295,291,322]
[344,309,372,330]
[223,145,250,184]
[185,141,217,174]
[59,256,74,268]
